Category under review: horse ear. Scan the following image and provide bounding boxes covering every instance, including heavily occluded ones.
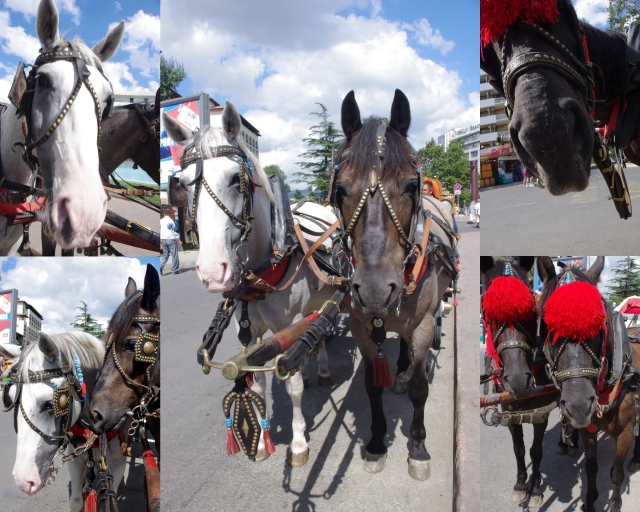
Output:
[480,256,495,275]
[587,256,605,282]
[38,333,59,363]
[36,0,60,48]
[389,89,411,137]
[0,343,21,360]
[125,277,137,298]
[141,265,160,311]
[537,257,556,283]
[518,257,535,272]
[163,113,192,145]
[341,90,362,143]
[92,20,125,62]
[222,101,242,140]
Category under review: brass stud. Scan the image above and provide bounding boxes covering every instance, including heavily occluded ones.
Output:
[59,394,68,408]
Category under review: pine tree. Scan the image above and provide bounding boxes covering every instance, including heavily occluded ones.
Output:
[70,302,106,339]
[606,257,640,306]
[294,103,342,199]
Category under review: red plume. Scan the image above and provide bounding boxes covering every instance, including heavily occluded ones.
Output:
[482,276,536,326]
[544,281,605,344]
[481,0,559,49]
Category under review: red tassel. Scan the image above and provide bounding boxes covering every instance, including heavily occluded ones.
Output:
[373,354,394,387]
[482,276,536,325]
[246,372,254,387]
[85,490,98,512]
[263,428,275,455]
[226,427,240,455]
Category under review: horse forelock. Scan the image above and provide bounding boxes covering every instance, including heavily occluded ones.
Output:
[483,259,530,292]
[106,291,146,346]
[42,37,104,73]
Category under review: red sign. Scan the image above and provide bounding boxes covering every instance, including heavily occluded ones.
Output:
[480,144,512,159]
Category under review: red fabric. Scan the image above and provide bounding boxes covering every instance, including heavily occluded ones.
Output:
[403,252,427,286]
[597,381,623,406]
[0,193,45,217]
[483,318,500,367]
[618,297,640,313]
[263,428,276,455]
[373,355,394,387]
[85,490,98,512]
[69,424,118,444]
[481,0,559,49]
[544,281,605,344]
[482,276,536,326]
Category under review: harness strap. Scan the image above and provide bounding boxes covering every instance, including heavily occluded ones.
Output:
[403,214,431,295]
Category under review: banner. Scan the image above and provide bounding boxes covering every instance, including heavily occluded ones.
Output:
[0,289,18,344]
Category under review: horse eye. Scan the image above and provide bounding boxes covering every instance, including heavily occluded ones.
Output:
[229,174,241,188]
[36,75,49,88]
[404,180,419,196]
[124,340,137,351]
[42,401,53,413]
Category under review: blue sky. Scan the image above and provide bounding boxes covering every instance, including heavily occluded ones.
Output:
[0,0,159,103]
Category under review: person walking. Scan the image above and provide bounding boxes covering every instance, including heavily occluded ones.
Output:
[161,209,182,275]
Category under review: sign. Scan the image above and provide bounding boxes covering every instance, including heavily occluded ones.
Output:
[454,183,462,190]
[480,144,512,160]
[454,189,461,195]
[315,189,323,197]
[0,289,18,344]
[160,93,211,205]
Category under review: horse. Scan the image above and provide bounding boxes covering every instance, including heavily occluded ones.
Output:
[88,264,161,453]
[0,0,124,249]
[163,102,338,466]
[1,332,125,512]
[537,256,640,512]
[329,89,456,479]
[480,0,637,204]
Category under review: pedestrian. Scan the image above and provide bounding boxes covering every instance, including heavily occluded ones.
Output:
[160,208,182,275]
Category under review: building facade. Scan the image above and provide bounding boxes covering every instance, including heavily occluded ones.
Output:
[114,92,156,107]
[209,99,260,157]
[437,124,480,170]
[16,300,43,345]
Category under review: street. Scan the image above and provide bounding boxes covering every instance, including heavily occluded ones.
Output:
[159,219,478,511]
[481,164,640,254]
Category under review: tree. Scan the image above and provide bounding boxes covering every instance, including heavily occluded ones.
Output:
[70,302,106,339]
[607,0,640,30]
[606,256,640,306]
[418,138,470,194]
[294,103,342,197]
[160,55,187,101]
[293,189,304,201]
[263,164,290,192]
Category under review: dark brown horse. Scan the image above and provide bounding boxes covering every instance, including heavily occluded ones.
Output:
[87,264,160,451]
[332,89,456,479]
[537,256,640,512]
[481,0,636,200]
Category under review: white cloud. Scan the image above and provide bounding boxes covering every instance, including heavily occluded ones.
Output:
[0,11,42,62]
[405,18,455,55]
[4,0,80,25]
[1,258,149,334]
[102,60,156,94]
[574,0,608,27]
[115,1,122,11]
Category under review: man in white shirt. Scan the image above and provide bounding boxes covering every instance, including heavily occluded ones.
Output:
[160,209,182,274]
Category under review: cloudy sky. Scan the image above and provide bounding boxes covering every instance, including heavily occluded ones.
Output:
[0,0,159,103]
[161,0,479,185]
[574,0,609,27]
[0,257,159,335]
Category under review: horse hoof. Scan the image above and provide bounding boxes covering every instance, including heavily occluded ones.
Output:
[391,379,408,394]
[287,447,309,467]
[511,490,528,503]
[528,494,543,508]
[363,451,387,473]
[567,446,582,457]
[254,449,270,463]
[318,375,332,387]
[407,458,430,481]
[628,460,640,473]
[555,444,568,455]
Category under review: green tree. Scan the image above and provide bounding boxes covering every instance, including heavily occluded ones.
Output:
[606,257,640,306]
[263,164,290,192]
[160,55,187,101]
[606,0,640,30]
[294,103,342,197]
[70,302,106,339]
[293,189,304,200]
[418,138,470,194]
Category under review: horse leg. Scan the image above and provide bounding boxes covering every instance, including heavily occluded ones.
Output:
[316,338,331,387]
[579,428,599,512]
[407,343,431,480]
[609,423,634,512]
[285,370,310,466]
[362,357,387,473]
[528,420,549,508]
[568,428,581,456]
[300,356,310,388]
[66,456,85,512]
[110,437,127,499]
[391,337,411,394]
[508,424,528,503]
[628,431,640,473]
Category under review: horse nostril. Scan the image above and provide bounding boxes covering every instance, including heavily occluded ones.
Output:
[92,410,103,425]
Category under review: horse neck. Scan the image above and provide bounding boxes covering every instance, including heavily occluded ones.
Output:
[98,109,143,177]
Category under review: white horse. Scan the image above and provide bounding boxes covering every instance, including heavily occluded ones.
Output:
[0,0,124,251]
[0,332,125,512]
[164,102,339,465]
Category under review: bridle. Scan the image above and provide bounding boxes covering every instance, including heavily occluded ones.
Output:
[15,40,114,171]
[500,20,595,120]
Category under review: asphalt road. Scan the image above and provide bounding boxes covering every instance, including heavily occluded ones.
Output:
[161,246,461,511]
[481,164,640,254]
[478,355,640,511]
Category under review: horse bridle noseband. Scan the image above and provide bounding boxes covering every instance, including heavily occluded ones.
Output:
[501,22,595,120]
[15,40,114,170]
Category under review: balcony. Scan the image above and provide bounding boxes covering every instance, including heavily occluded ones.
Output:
[479,132,498,143]
[480,82,495,92]
[480,114,496,125]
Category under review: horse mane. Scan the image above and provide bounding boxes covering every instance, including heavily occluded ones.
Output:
[199,125,275,204]
[335,116,416,183]
[482,259,530,291]
[581,23,626,96]
[18,332,104,381]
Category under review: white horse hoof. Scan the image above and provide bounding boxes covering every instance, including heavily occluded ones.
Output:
[511,490,528,503]
[392,378,408,394]
[287,447,309,467]
[254,450,271,463]
[318,375,332,387]
[407,458,430,481]
[529,494,543,508]
[363,451,387,473]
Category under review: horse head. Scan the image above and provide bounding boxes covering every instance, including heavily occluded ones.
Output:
[88,264,160,434]
[481,257,537,398]
[333,89,421,317]
[163,102,274,293]
[538,256,606,428]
